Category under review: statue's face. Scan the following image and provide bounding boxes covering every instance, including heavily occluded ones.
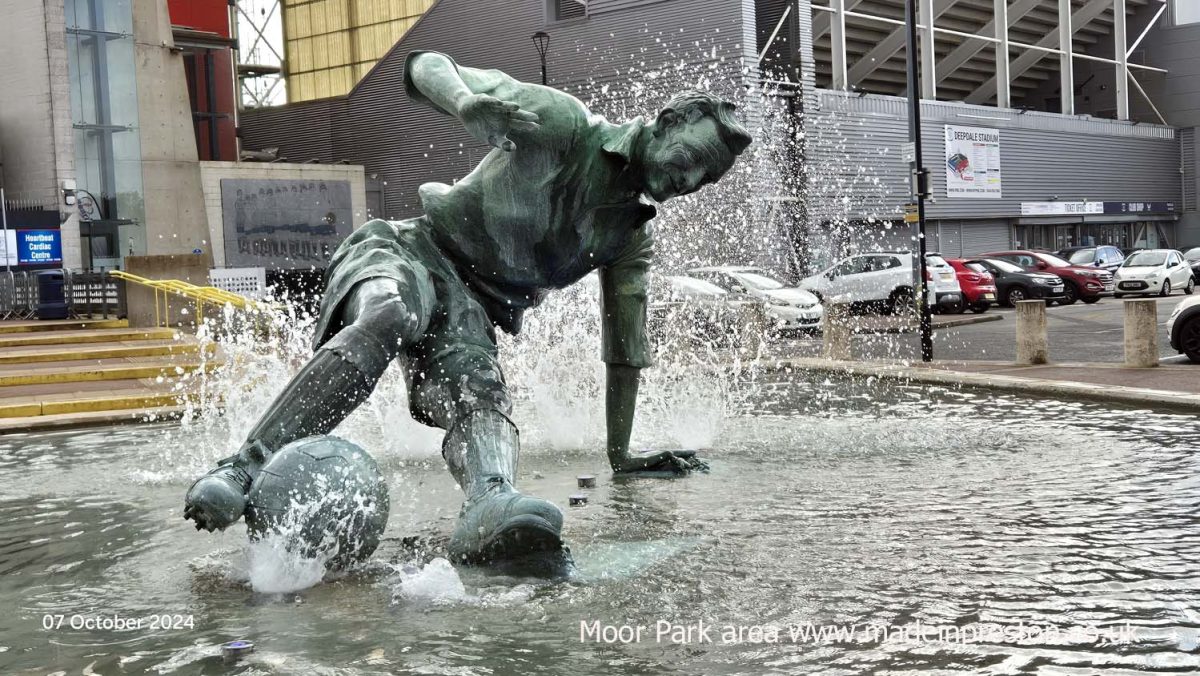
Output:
[642,116,737,202]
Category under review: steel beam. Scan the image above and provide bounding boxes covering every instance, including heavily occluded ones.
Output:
[965,0,1111,104]
[919,0,938,99]
[936,0,1041,87]
[1059,0,1074,115]
[846,0,955,89]
[812,0,865,40]
[831,0,848,90]
[994,0,1010,108]
[1115,0,1129,120]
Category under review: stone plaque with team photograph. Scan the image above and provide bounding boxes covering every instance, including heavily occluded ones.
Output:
[220,178,354,270]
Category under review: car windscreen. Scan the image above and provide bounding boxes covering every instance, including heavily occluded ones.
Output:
[966,262,988,274]
[983,258,1024,273]
[1123,251,1168,267]
[1067,248,1096,265]
[667,276,728,297]
[734,271,785,290]
[1038,253,1073,267]
[1185,248,1200,262]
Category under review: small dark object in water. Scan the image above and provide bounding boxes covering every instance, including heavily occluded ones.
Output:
[577,475,596,488]
[222,640,254,663]
[569,494,588,506]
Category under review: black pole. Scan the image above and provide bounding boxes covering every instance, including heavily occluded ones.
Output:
[540,57,547,86]
[904,0,933,362]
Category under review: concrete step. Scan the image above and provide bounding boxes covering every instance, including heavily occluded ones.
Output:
[0,318,128,334]
[0,387,191,418]
[0,406,185,433]
[0,359,218,387]
[0,327,176,348]
[0,339,213,365]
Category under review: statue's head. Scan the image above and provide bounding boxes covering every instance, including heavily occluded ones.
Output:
[640,91,753,202]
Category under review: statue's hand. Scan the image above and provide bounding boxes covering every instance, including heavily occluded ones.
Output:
[457,94,540,152]
[612,449,709,476]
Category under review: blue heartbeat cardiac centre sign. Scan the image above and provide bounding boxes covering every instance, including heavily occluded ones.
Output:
[16,230,62,265]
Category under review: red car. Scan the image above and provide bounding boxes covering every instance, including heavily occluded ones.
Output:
[946,258,998,313]
[981,250,1114,304]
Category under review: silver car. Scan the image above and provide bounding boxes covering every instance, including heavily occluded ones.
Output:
[688,265,824,332]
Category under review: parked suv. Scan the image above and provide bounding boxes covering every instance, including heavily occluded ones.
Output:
[945,258,998,313]
[973,258,1066,306]
[799,252,939,315]
[1056,245,1126,274]
[983,250,1113,304]
[925,253,965,313]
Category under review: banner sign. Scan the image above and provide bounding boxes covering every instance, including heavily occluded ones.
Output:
[944,125,1002,198]
[16,230,62,264]
[220,178,353,270]
[1021,201,1177,216]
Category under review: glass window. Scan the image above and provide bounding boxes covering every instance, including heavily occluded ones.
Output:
[984,258,1024,274]
[1037,253,1072,267]
[1125,251,1168,267]
[1067,248,1097,265]
[1175,0,1200,25]
[833,257,865,276]
[1184,248,1200,262]
[733,271,785,290]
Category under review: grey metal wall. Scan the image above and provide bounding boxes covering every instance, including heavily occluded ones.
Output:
[1137,21,1200,129]
[807,90,1181,224]
[239,98,349,165]
[322,0,752,218]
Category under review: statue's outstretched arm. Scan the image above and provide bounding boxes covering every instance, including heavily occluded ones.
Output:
[405,51,540,152]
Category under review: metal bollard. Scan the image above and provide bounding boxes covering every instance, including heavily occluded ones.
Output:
[1015,299,1048,365]
[822,301,853,361]
[1122,299,1159,368]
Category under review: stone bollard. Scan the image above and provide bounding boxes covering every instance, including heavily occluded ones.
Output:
[1015,299,1048,365]
[822,301,853,361]
[1123,299,1159,368]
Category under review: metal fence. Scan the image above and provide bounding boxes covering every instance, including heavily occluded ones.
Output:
[0,270,127,321]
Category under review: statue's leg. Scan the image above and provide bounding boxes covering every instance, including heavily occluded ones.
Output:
[408,329,565,569]
[184,276,434,531]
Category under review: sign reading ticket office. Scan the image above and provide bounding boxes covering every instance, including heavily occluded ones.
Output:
[944,125,1002,199]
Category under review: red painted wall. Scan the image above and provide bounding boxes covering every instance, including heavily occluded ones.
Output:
[168,0,231,38]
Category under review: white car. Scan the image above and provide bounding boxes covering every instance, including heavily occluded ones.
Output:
[688,265,824,332]
[1113,249,1196,298]
[1167,294,1200,362]
[799,252,943,315]
[924,253,966,313]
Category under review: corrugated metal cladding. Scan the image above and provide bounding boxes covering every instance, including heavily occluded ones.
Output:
[1183,128,1197,213]
[807,90,1181,224]
[239,98,348,163]
[341,0,754,218]
[283,0,436,102]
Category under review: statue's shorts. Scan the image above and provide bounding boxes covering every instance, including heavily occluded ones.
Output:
[312,217,512,430]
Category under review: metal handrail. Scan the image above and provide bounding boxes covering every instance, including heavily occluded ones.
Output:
[107,270,272,328]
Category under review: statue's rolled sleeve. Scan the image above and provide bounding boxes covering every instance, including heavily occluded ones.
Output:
[600,225,654,369]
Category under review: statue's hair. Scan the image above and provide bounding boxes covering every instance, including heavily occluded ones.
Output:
[662,91,753,155]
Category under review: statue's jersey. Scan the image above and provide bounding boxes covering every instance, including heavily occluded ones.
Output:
[402,51,655,368]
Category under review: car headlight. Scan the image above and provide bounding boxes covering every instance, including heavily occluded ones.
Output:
[1076,269,1102,278]
[1037,277,1057,285]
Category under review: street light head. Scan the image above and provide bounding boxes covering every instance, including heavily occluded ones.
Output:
[532,32,550,59]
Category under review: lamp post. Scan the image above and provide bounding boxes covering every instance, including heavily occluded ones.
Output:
[532,31,550,85]
[904,0,933,362]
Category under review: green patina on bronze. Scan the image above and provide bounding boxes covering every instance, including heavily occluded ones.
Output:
[184,50,751,563]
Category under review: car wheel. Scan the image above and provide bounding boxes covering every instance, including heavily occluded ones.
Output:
[1187,278,1195,295]
[1160,280,1172,297]
[1081,295,1101,304]
[1006,286,1028,306]
[1059,282,1079,305]
[969,302,989,314]
[887,287,915,316]
[1181,317,1200,363]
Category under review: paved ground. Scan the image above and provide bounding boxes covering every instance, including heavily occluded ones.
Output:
[769,295,1195,365]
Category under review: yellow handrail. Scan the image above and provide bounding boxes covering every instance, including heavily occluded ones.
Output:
[108,270,274,328]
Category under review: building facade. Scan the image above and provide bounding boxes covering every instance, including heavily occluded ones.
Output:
[282,0,437,102]
[239,0,1200,277]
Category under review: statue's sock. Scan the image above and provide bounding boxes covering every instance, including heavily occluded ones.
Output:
[240,324,397,459]
[442,409,519,496]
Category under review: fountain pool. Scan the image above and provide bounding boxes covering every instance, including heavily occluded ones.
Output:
[2,373,1199,674]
